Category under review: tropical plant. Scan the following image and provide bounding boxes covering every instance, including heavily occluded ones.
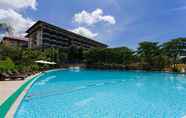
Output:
[0,37,186,72]
[0,57,15,72]
[162,38,186,65]
[0,44,22,64]
[137,41,161,69]
[67,46,84,64]
[84,47,134,65]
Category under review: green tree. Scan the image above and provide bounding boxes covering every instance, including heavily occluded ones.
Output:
[0,44,22,64]
[162,38,186,64]
[0,57,15,72]
[113,47,134,65]
[162,38,186,70]
[84,47,134,65]
[21,48,47,65]
[58,48,68,64]
[137,41,161,69]
[67,46,84,64]
[84,48,105,64]
[44,48,59,62]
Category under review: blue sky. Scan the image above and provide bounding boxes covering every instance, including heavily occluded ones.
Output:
[1,0,186,48]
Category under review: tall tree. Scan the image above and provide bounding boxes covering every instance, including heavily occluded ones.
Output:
[162,38,186,67]
[137,41,161,69]
[84,47,134,65]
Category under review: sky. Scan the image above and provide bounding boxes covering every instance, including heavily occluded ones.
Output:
[0,0,186,49]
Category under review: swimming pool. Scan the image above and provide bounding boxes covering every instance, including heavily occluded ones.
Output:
[15,69,186,118]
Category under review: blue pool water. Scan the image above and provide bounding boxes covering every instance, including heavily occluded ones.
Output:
[15,69,186,118]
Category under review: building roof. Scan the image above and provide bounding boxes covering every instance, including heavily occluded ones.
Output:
[26,20,107,47]
[3,36,28,42]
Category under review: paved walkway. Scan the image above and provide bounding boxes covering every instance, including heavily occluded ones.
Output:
[0,73,41,118]
[0,79,29,105]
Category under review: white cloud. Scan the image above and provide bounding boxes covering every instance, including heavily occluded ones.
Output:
[171,6,186,12]
[0,0,37,38]
[0,9,35,36]
[73,8,116,26]
[71,27,98,39]
[0,0,37,10]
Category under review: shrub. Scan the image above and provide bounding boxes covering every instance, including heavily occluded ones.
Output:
[0,57,15,73]
[30,64,40,71]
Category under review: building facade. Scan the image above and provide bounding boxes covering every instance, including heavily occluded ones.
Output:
[26,21,107,49]
[1,36,28,48]
[176,42,186,57]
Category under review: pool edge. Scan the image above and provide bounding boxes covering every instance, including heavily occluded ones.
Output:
[0,72,43,118]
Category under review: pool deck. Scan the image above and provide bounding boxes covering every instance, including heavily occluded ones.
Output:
[0,73,41,118]
[0,80,28,105]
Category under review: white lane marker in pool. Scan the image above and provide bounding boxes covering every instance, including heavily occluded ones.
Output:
[74,69,80,72]
[75,86,87,90]
[26,86,90,100]
[74,97,94,107]
[176,85,184,90]
[121,80,126,82]
[110,81,118,84]
[36,76,56,86]
[169,76,174,81]
[136,82,143,87]
[177,79,186,84]
[182,115,186,118]
[95,82,105,86]
[44,76,56,81]
[26,80,129,100]
[87,84,96,87]
[36,82,45,86]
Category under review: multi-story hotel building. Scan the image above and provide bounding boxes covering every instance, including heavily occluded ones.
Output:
[26,21,107,49]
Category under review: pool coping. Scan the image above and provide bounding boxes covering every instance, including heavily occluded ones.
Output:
[0,72,43,118]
